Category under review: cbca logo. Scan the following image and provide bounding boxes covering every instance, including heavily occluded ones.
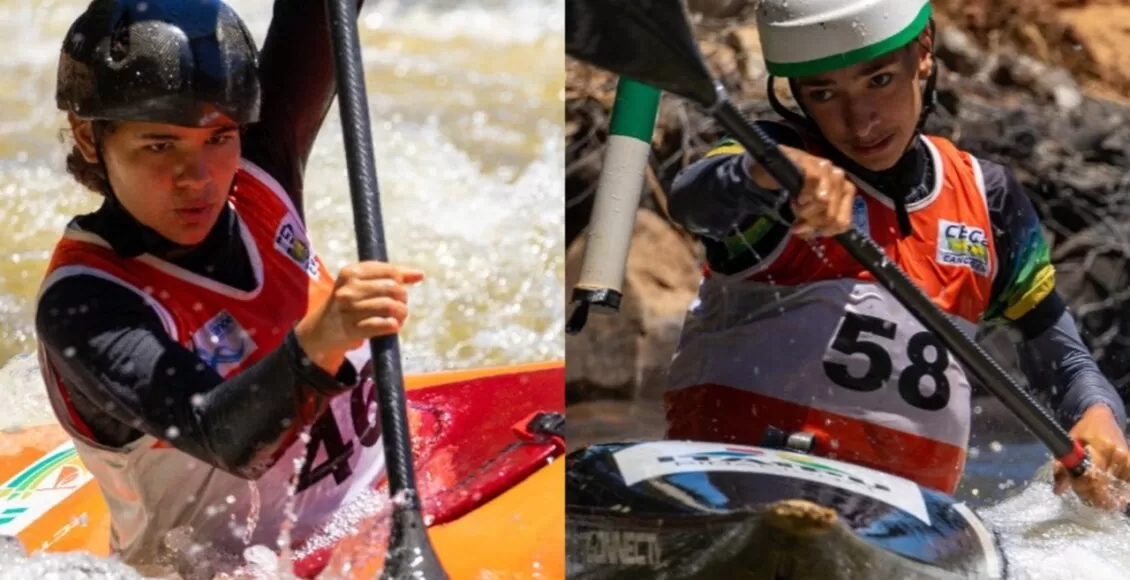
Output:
[936,219,990,276]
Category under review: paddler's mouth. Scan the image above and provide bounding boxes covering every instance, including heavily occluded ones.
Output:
[174,202,216,225]
[849,133,896,159]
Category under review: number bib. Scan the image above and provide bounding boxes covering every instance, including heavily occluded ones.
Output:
[295,346,385,497]
[667,278,974,451]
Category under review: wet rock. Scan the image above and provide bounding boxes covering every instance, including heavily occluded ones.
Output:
[565,210,702,402]
[936,28,986,77]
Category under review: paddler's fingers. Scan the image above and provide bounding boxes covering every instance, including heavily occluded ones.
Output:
[356,316,402,336]
[346,297,409,325]
[830,171,856,233]
[1053,461,1070,496]
[1059,445,1126,510]
[791,177,832,240]
[335,278,409,305]
[398,267,425,284]
[1109,446,1130,482]
[1076,468,1122,511]
[339,262,425,285]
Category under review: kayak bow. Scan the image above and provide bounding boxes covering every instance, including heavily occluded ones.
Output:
[566,440,1008,580]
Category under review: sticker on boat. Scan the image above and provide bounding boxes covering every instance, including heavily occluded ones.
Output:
[612,441,931,524]
[0,441,94,535]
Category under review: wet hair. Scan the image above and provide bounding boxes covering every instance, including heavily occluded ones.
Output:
[63,120,117,197]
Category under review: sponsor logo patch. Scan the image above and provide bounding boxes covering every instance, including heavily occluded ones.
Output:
[274,215,320,279]
[192,310,257,376]
[936,219,990,276]
[0,442,95,535]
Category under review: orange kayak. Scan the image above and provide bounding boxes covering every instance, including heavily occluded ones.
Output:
[0,360,565,578]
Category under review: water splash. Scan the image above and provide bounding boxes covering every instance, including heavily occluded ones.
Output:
[981,479,1130,579]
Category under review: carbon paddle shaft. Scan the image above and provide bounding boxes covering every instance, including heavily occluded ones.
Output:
[325,0,448,577]
[712,99,1090,476]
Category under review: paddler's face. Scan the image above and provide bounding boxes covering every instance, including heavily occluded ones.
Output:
[793,31,934,172]
[70,112,241,246]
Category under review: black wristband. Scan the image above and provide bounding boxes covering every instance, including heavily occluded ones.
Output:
[284,329,352,397]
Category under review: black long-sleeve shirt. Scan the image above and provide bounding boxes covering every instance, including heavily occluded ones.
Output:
[669,121,1127,430]
[35,0,367,478]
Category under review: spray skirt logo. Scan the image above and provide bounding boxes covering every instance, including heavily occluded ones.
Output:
[655,446,892,493]
[0,442,94,535]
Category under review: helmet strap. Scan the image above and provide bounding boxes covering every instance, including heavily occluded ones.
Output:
[912,19,939,138]
[89,121,119,202]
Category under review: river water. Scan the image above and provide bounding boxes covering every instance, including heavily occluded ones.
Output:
[0,0,563,576]
[0,0,564,425]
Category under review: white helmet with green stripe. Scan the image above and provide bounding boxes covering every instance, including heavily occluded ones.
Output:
[755,0,934,78]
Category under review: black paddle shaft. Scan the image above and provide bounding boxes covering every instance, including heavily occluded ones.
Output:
[712,99,1089,476]
[324,0,448,577]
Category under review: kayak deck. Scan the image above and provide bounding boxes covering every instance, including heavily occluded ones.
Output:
[0,361,564,578]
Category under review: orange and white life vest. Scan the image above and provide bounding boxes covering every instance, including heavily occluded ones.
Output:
[665,135,995,494]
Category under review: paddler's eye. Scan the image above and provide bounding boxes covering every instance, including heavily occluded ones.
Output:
[806,89,834,103]
[143,142,173,153]
[206,133,234,146]
[870,73,894,88]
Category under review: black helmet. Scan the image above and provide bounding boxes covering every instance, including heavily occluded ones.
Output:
[56,0,261,127]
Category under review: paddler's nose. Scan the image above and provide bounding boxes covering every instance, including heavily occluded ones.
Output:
[844,97,882,141]
[173,152,210,191]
